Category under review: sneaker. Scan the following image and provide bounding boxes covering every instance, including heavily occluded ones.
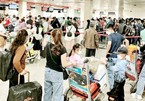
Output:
[131,93,142,100]
[136,94,142,100]
[131,93,136,99]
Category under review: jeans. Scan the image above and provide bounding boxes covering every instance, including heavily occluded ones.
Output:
[136,64,145,95]
[107,60,115,90]
[43,68,64,101]
[108,80,125,101]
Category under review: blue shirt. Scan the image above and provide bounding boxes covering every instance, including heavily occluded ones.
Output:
[108,33,125,53]
[111,58,129,82]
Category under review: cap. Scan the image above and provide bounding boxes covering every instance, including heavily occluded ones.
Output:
[0,32,7,39]
[117,46,128,54]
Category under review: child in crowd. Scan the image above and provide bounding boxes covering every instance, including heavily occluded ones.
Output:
[68,43,105,83]
[69,43,83,66]
[107,46,129,101]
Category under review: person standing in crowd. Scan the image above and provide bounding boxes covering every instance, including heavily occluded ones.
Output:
[4,15,10,29]
[95,18,102,32]
[72,17,79,32]
[61,17,66,31]
[0,32,7,51]
[107,47,129,101]
[117,19,125,35]
[26,16,33,28]
[83,22,99,57]
[32,21,43,59]
[65,17,70,27]
[43,29,76,101]
[85,19,90,30]
[51,17,61,29]
[19,18,27,30]
[124,20,135,44]
[41,17,48,34]
[0,19,6,34]
[105,22,129,90]
[140,25,145,45]
[64,21,76,53]
[131,45,145,100]
[9,29,29,87]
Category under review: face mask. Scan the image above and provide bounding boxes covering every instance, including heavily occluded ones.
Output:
[106,31,111,35]
[77,50,82,55]
[117,55,123,60]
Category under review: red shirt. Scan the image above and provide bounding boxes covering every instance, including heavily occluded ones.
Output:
[4,18,10,27]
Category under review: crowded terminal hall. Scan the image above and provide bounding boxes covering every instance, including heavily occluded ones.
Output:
[0,0,145,101]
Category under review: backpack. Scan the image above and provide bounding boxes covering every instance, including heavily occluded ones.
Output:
[66,26,72,37]
[0,50,15,81]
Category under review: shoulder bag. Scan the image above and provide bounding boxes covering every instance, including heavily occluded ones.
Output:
[48,43,69,80]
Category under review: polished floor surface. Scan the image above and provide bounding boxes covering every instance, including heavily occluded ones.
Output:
[0,34,145,101]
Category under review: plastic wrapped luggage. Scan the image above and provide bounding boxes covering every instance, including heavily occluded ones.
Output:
[7,72,42,101]
[128,44,138,62]
[70,82,100,99]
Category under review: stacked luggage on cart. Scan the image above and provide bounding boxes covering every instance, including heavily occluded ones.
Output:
[64,60,107,101]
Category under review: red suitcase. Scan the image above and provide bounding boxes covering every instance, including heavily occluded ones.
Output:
[70,82,100,99]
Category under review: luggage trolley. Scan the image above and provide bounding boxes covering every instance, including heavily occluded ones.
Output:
[125,46,142,93]
[64,59,107,101]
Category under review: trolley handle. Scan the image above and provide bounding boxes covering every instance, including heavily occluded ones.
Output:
[18,71,30,85]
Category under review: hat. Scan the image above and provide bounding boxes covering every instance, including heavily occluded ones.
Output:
[117,46,128,54]
[0,32,7,39]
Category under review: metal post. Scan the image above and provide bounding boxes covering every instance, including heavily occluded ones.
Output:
[86,64,91,101]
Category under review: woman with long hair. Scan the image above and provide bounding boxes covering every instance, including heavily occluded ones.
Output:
[44,29,76,101]
[9,29,28,87]
[32,21,43,59]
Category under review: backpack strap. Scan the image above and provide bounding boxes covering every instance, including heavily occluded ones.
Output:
[67,26,72,32]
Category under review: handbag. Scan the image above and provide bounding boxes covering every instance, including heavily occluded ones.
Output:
[66,26,72,37]
[48,43,69,80]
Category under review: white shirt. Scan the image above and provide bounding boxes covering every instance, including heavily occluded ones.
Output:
[64,25,76,41]
[43,21,48,33]
[0,24,6,34]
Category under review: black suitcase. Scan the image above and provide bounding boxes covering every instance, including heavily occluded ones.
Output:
[7,72,42,101]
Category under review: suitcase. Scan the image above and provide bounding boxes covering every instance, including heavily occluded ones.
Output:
[70,82,100,99]
[128,44,138,62]
[7,72,42,101]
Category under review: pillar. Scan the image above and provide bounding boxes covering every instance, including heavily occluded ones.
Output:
[18,0,27,19]
[80,0,93,28]
[30,5,43,17]
[67,7,75,18]
[118,0,124,18]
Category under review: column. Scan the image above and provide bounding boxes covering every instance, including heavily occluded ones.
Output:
[18,0,27,19]
[118,0,124,18]
[31,5,43,17]
[67,7,75,18]
[80,0,93,28]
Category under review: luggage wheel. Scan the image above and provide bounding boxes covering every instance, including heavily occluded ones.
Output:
[64,88,73,101]
[130,86,137,94]
[29,59,34,64]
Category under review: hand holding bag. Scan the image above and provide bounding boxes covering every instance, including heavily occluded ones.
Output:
[48,43,69,80]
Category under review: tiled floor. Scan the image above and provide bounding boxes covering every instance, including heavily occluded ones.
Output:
[1,34,145,101]
[0,48,145,101]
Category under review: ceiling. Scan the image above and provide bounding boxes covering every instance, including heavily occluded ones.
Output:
[1,0,145,8]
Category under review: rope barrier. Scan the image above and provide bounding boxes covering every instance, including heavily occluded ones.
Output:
[45,30,140,38]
